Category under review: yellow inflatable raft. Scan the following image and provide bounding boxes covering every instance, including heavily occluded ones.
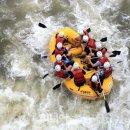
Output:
[49,28,113,100]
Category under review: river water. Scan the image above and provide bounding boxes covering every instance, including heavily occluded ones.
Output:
[0,0,130,130]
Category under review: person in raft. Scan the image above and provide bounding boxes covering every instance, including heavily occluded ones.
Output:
[89,75,103,93]
[76,35,96,59]
[83,51,109,70]
[55,32,68,46]
[97,62,112,79]
[71,62,86,87]
[54,65,72,79]
[52,42,69,57]
[54,54,73,71]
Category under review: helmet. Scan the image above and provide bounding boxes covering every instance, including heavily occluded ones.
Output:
[55,65,61,72]
[78,30,84,35]
[56,54,62,61]
[91,75,98,82]
[97,51,103,58]
[104,62,110,69]
[96,42,102,49]
[57,42,62,49]
[58,32,64,37]
[83,35,89,42]
[73,62,79,69]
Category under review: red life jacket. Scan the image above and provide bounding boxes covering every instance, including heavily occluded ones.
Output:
[56,37,65,44]
[87,38,96,49]
[73,69,85,84]
[55,48,64,56]
[84,31,89,36]
[104,67,112,78]
[98,57,109,65]
[56,70,66,78]
[101,48,107,56]
[91,81,100,90]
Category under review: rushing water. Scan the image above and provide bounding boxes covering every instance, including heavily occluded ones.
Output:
[0,0,130,130]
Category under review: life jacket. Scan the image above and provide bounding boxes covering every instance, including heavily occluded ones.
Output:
[73,69,85,84]
[55,47,64,56]
[98,57,109,65]
[56,69,66,78]
[104,67,112,78]
[84,31,89,36]
[91,81,100,90]
[56,37,65,44]
[87,38,96,49]
[100,48,107,56]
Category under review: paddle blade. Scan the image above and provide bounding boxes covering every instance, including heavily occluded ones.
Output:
[42,56,48,58]
[112,51,121,55]
[109,54,116,57]
[43,73,49,79]
[117,61,122,63]
[86,28,91,33]
[53,83,61,90]
[105,100,110,113]
[38,23,47,28]
[100,37,107,42]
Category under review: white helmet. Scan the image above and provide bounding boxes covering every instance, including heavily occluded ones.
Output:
[104,62,110,69]
[58,32,64,37]
[56,54,62,61]
[73,62,79,69]
[55,65,61,72]
[96,42,102,49]
[91,75,98,82]
[83,35,89,42]
[57,42,62,49]
[78,30,84,35]
[97,51,103,58]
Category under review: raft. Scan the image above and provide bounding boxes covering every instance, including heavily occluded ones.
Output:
[49,27,113,100]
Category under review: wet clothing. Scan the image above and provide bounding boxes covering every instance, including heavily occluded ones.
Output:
[55,70,73,79]
[62,56,74,67]
[101,48,107,56]
[98,56,109,65]
[90,74,103,93]
[71,69,86,87]
[104,67,112,78]
[54,47,68,56]
[87,38,96,49]
[56,69,68,78]
[56,37,65,44]
[91,81,103,93]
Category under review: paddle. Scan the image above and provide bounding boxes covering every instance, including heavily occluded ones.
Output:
[53,79,66,90]
[97,73,110,113]
[100,37,107,42]
[109,51,121,57]
[86,28,91,33]
[38,23,47,28]
[42,73,49,79]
